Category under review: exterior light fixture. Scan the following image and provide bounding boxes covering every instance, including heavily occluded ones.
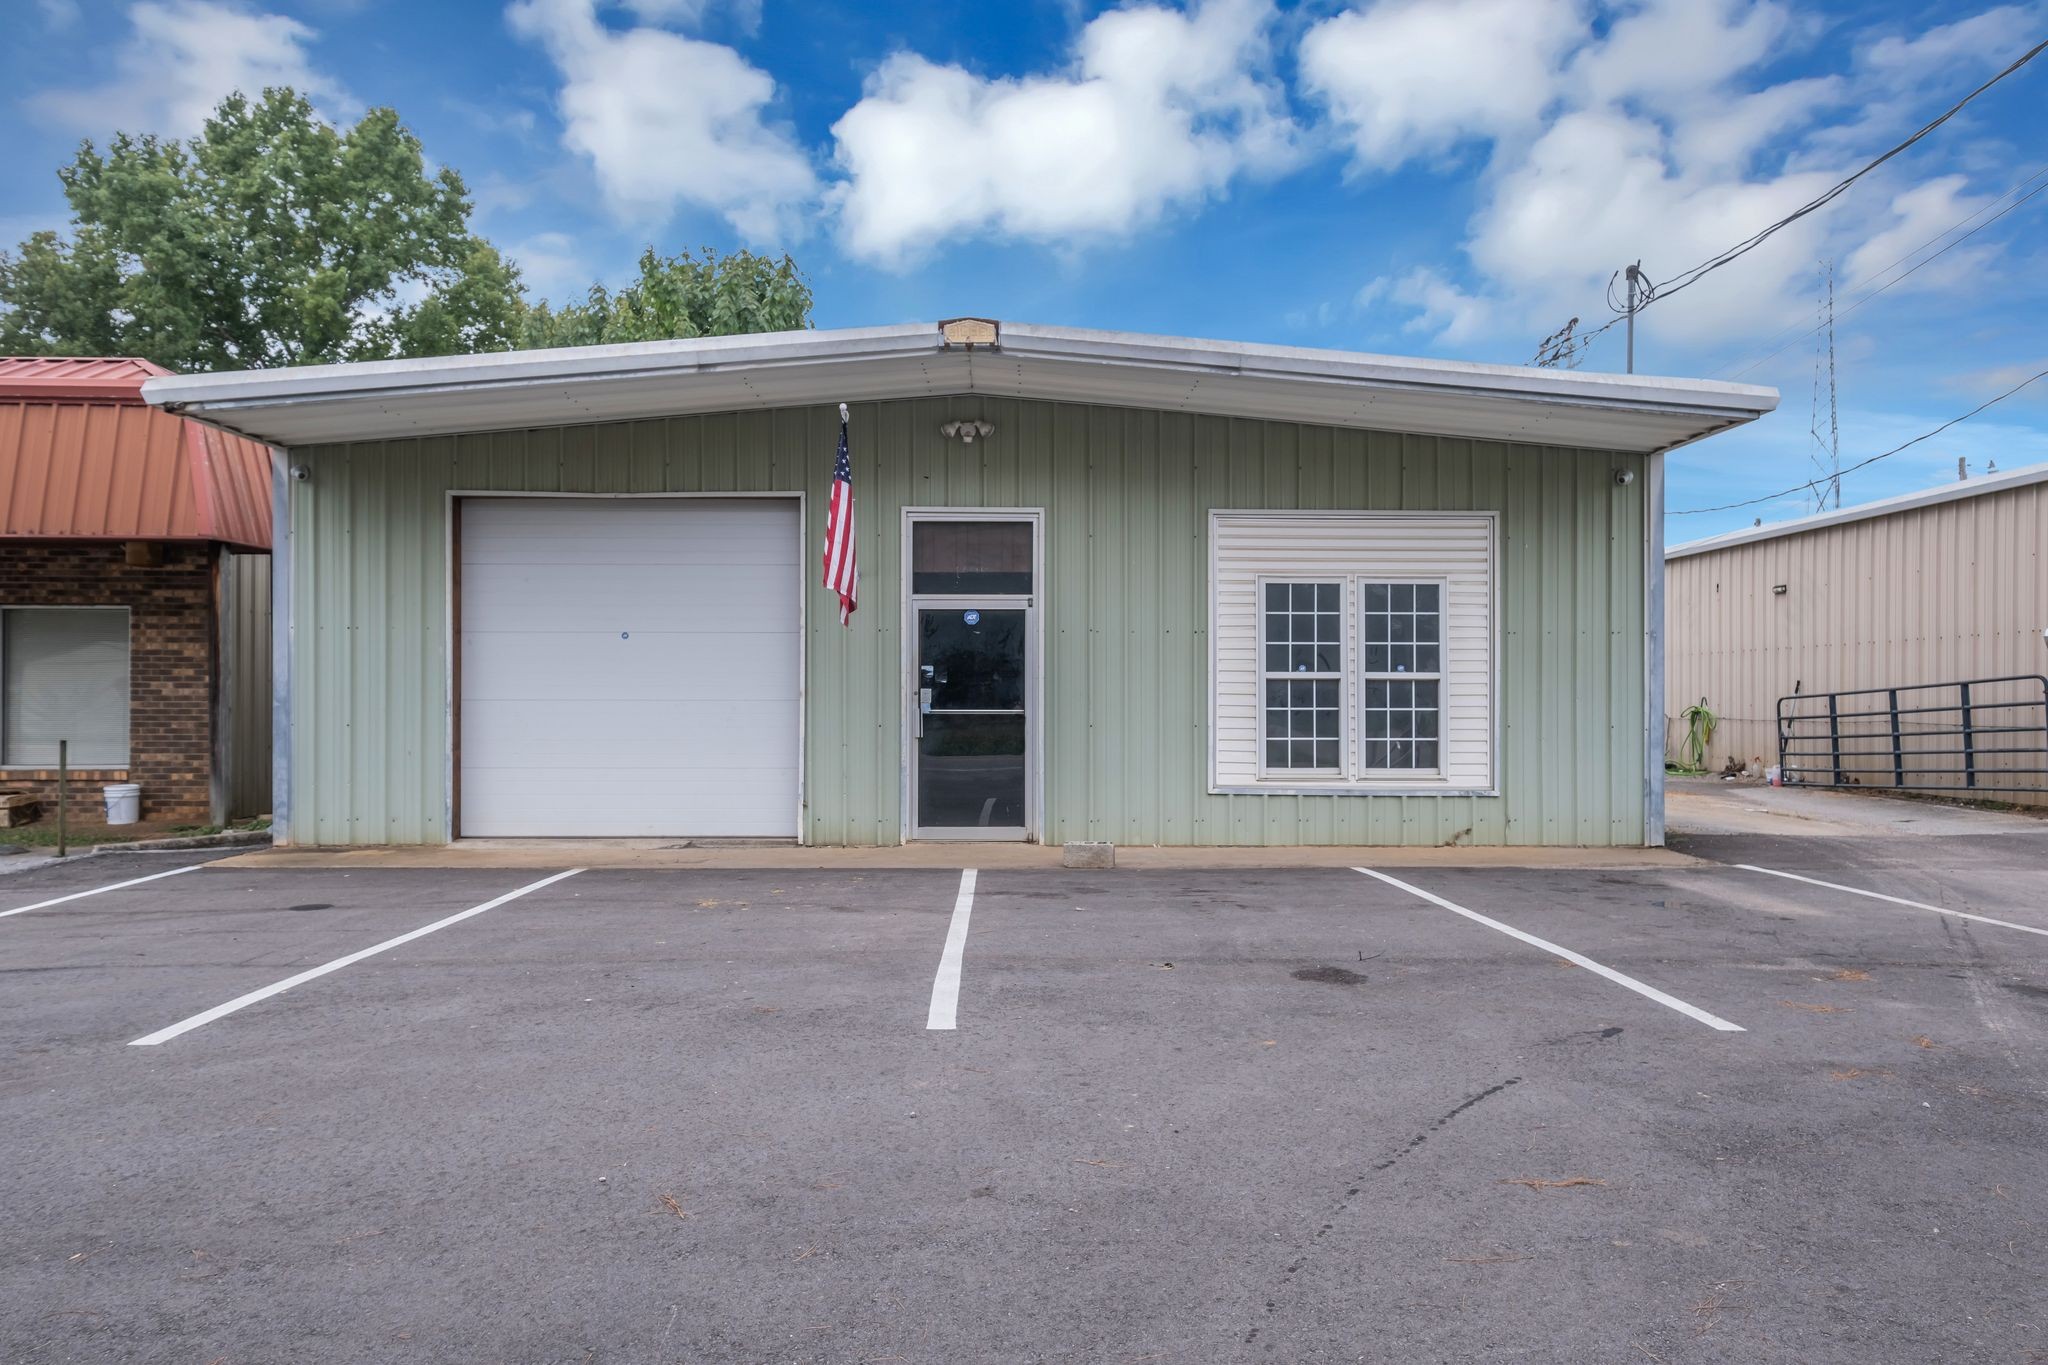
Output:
[941,420,995,444]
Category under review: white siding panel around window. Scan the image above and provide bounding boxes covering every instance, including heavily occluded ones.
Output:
[1212,513,1495,793]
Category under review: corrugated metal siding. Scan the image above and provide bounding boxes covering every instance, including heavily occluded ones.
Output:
[1212,513,1494,790]
[1666,478,2048,805]
[284,397,1648,846]
[0,396,273,548]
[221,550,272,818]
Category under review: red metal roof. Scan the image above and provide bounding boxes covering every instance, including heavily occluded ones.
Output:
[0,357,272,549]
[0,355,173,401]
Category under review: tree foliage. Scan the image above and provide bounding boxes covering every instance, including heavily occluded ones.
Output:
[0,88,814,372]
[0,90,525,370]
[519,247,813,350]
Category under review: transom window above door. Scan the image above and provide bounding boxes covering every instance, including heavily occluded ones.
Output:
[912,520,1034,595]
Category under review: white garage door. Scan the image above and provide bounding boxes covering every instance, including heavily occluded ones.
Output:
[458,497,801,837]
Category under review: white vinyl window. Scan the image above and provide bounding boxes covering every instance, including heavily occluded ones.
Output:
[1,608,131,767]
[1211,512,1496,795]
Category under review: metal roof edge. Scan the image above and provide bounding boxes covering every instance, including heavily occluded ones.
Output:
[996,322,1780,418]
[143,319,1778,420]
[1667,459,2048,559]
[138,323,937,409]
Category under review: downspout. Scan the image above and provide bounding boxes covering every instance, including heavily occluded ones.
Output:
[270,447,293,846]
[1644,450,1667,846]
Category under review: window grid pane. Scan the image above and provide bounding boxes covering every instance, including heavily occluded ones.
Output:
[1261,581,1341,773]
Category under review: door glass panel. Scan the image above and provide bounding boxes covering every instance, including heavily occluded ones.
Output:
[918,713,1026,829]
[916,604,1028,831]
[919,610,1025,710]
[913,521,1033,595]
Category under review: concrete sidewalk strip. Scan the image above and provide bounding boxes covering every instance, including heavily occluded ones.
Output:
[1738,864,2048,940]
[0,863,204,920]
[1355,867,1746,1033]
[212,842,1696,873]
[128,868,587,1046]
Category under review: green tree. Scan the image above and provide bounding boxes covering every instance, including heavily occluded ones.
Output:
[0,90,525,370]
[519,246,813,350]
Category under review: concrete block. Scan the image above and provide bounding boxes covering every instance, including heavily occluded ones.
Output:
[1062,841,1115,869]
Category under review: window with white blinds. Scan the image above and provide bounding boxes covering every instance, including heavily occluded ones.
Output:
[1,608,131,767]
[1211,513,1496,794]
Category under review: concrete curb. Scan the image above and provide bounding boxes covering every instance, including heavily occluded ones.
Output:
[0,827,272,876]
[112,828,274,852]
[211,841,1701,873]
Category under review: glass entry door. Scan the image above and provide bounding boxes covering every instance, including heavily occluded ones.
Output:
[914,607,1029,836]
[905,511,1039,841]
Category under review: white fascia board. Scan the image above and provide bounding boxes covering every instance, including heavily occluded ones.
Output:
[142,318,1777,453]
[999,323,1774,418]
[1668,458,2048,559]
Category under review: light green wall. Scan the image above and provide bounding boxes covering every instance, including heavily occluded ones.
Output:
[284,395,1647,846]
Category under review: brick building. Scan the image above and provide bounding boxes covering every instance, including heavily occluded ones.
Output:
[0,358,272,826]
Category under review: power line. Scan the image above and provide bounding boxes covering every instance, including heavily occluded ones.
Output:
[1647,36,2048,306]
[1670,366,2048,516]
[1714,166,2048,380]
[1534,35,2048,369]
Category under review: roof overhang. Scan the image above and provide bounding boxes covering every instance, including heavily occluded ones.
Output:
[1668,458,2048,559]
[142,319,1778,454]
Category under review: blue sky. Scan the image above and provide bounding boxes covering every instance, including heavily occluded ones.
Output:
[3,0,2044,539]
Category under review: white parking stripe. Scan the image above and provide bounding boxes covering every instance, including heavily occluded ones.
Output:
[926,869,977,1031]
[129,868,586,1046]
[0,863,204,919]
[1738,864,2048,940]
[1355,867,1745,1033]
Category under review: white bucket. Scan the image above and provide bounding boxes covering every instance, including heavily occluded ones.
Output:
[103,783,141,825]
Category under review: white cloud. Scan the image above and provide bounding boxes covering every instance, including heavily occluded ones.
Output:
[1380,267,1493,343]
[1857,5,2042,84]
[1841,176,1998,292]
[36,0,82,27]
[31,0,352,138]
[1316,0,2033,356]
[619,0,761,32]
[828,0,1301,266]
[1299,0,1583,170]
[1567,0,1794,113]
[1464,106,1843,344]
[509,0,816,241]
[508,230,595,301]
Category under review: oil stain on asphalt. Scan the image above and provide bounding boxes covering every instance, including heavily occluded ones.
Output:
[1292,966,1368,986]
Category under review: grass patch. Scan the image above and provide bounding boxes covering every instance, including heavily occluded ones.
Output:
[1,816,269,849]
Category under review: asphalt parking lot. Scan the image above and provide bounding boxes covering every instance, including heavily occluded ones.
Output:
[3,818,2045,1363]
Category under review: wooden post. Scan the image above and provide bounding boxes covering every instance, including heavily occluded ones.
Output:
[57,739,68,859]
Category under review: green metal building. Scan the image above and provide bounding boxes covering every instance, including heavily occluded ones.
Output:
[144,320,1775,849]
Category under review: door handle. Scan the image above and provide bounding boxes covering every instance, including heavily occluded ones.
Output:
[917,687,932,738]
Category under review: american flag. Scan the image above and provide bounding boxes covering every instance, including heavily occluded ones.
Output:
[822,406,858,625]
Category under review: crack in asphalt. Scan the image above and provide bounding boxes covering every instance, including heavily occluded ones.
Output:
[1246,1075,1523,1347]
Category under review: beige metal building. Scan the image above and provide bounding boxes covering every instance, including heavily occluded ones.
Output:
[1666,462,2048,805]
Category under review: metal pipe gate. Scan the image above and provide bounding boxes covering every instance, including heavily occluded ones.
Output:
[1777,675,2048,795]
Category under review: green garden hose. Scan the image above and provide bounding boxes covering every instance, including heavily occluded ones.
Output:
[1678,697,1716,773]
